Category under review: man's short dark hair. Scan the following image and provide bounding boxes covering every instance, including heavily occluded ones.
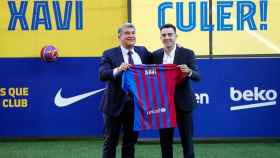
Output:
[160,24,176,33]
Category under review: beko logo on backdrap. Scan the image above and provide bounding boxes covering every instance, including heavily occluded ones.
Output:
[230,87,278,111]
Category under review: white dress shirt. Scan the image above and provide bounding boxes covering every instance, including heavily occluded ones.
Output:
[163,46,176,64]
[113,45,142,76]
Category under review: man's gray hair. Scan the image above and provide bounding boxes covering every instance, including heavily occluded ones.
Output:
[118,23,136,36]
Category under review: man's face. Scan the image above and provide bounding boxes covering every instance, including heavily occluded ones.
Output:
[160,27,177,48]
[119,27,136,48]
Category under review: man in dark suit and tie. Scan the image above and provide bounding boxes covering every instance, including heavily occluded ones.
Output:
[99,23,151,158]
[153,24,201,158]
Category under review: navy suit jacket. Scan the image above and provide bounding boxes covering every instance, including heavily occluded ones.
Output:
[99,46,151,117]
[153,47,201,111]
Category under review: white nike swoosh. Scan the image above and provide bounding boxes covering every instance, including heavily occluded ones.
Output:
[54,88,105,107]
[230,101,277,111]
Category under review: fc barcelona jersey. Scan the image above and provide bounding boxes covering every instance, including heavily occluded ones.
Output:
[122,64,185,131]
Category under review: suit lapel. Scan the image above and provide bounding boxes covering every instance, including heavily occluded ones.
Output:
[159,49,164,64]
[173,47,181,64]
[115,46,124,66]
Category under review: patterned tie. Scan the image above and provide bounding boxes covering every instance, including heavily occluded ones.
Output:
[128,51,134,65]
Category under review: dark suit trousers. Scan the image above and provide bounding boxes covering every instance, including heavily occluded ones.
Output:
[160,108,194,158]
[102,101,138,158]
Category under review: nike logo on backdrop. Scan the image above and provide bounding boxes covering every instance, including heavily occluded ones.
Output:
[54,88,105,107]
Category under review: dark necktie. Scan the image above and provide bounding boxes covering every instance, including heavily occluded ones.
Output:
[125,51,134,102]
[128,51,134,65]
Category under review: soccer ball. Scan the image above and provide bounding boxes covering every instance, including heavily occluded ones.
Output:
[40,45,59,62]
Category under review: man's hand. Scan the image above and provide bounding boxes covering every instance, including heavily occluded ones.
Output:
[177,64,192,77]
[117,63,130,72]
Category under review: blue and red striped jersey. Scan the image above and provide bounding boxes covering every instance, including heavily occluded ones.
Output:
[122,64,185,131]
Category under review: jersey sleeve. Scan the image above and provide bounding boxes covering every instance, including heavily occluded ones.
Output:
[176,67,187,84]
[122,71,129,93]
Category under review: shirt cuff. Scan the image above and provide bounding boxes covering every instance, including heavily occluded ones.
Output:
[188,70,192,77]
[113,67,120,77]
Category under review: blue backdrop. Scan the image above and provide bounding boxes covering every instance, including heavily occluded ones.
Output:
[0,57,279,138]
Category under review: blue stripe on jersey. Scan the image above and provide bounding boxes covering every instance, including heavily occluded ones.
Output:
[159,65,171,127]
[129,70,142,130]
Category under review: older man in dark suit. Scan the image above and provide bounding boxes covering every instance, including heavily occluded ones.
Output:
[99,23,151,158]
